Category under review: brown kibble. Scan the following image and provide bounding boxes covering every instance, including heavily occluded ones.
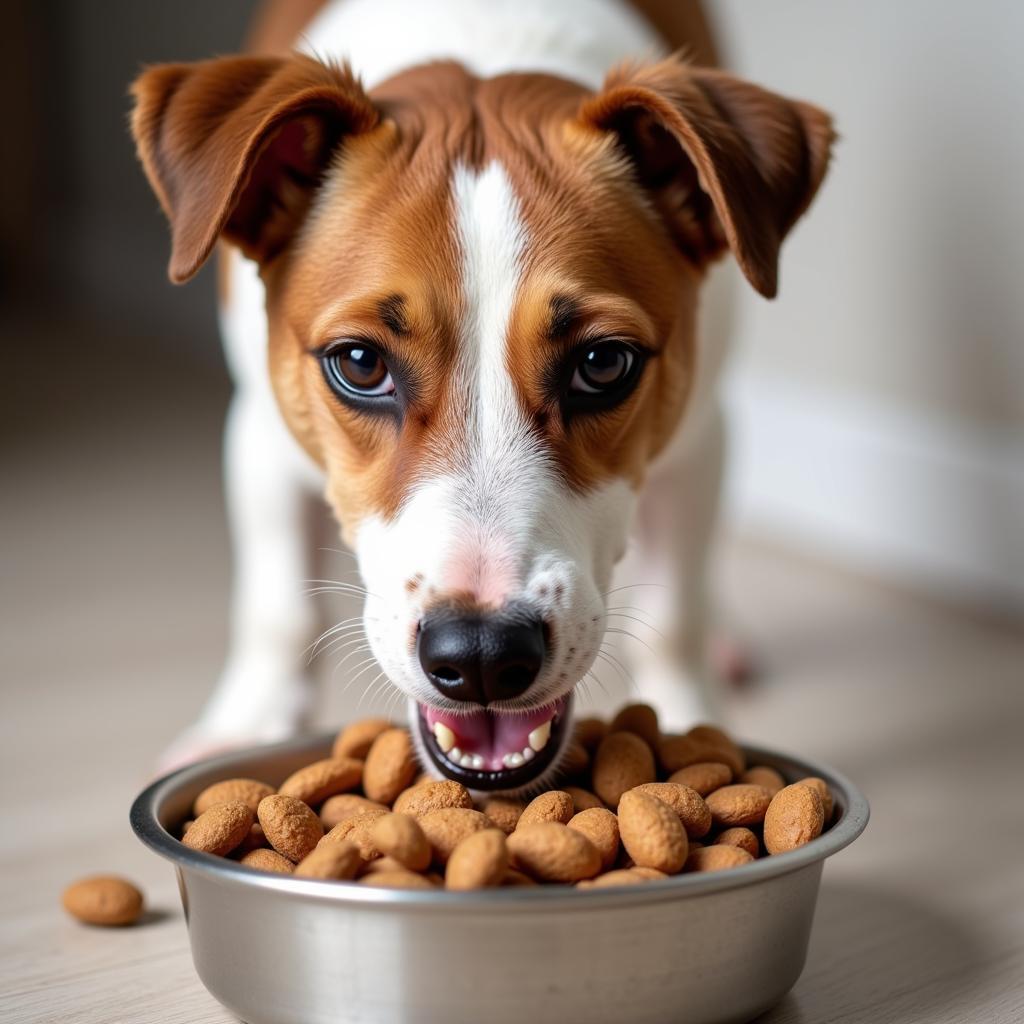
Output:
[667,762,733,795]
[257,795,323,862]
[518,790,574,827]
[235,822,269,855]
[559,740,590,778]
[573,716,607,752]
[360,870,436,890]
[183,801,254,857]
[62,877,143,926]
[446,829,509,890]
[239,848,295,874]
[320,808,388,860]
[501,868,538,887]
[564,787,603,813]
[362,728,418,804]
[332,717,392,759]
[592,731,656,807]
[632,782,712,838]
[609,703,660,748]
[578,867,666,889]
[567,807,620,871]
[193,778,274,817]
[686,724,735,749]
[507,822,602,883]
[418,808,491,865]
[360,855,410,876]
[764,783,825,855]
[320,794,388,830]
[705,785,773,828]
[392,780,473,817]
[294,840,362,880]
[630,866,669,881]
[482,797,526,835]
[617,789,688,874]
[796,777,834,822]
[685,845,754,873]
[658,732,745,777]
[277,757,363,806]
[740,766,786,795]
[714,827,760,858]
[371,813,431,872]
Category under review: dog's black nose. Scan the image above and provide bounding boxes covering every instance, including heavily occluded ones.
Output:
[417,608,546,705]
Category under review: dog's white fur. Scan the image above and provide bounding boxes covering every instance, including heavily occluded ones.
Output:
[161,0,731,767]
[356,163,633,720]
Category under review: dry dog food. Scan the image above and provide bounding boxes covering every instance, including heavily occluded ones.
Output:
[62,876,144,926]
[170,706,837,890]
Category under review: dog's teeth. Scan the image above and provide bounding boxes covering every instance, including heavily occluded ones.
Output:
[449,747,462,762]
[521,746,535,762]
[528,720,552,752]
[459,753,475,768]
[433,722,456,753]
[470,754,484,770]
[503,751,525,769]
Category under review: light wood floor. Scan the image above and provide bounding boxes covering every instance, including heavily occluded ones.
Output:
[2,322,1022,1023]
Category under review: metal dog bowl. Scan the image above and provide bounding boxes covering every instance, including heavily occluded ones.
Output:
[131,733,868,1024]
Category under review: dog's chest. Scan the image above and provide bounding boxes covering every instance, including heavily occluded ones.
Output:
[300,0,663,91]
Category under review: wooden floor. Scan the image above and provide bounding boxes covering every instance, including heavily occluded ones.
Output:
[2,321,1022,1022]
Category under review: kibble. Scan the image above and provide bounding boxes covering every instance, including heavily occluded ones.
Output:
[170,707,839,892]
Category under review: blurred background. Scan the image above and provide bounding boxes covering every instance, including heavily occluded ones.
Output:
[2,0,1019,737]
[2,3,1021,1021]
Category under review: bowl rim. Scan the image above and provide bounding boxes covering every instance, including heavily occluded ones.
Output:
[130,732,869,911]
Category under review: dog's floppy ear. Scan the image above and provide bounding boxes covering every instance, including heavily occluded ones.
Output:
[578,57,834,298]
[131,54,379,283]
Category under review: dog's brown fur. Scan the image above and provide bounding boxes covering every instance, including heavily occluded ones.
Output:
[132,42,832,543]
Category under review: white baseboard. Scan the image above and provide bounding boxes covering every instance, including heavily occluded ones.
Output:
[723,371,1024,615]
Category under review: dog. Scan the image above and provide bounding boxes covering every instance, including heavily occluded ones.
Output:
[131,0,832,791]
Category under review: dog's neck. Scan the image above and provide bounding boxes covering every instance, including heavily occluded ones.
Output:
[300,0,664,91]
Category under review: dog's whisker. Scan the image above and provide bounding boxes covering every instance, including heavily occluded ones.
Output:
[356,670,390,713]
[595,646,638,696]
[605,604,659,619]
[308,630,366,666]
[305,617,366,660]
[604,625,659,657]
[332,646,375,682]
[313,631,371,665]
[345,655,386,699]
[604,614,665,640]
[600,583,668,598]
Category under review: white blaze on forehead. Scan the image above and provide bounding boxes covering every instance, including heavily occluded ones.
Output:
[451,161,528,459]
[350,164,639,712]
[445,161,556,600]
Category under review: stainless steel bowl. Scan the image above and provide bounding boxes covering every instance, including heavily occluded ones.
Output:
[131,734,868,1024]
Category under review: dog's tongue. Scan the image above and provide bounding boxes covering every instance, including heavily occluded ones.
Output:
[422,700,563,772]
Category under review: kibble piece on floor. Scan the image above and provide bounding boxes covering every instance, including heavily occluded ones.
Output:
[62,876,144,926]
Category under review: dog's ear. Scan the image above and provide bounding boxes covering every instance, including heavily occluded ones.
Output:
[131,54,379,283]
[578,57,834,297]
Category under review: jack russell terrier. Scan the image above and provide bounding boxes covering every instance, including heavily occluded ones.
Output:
[131,0,832,791]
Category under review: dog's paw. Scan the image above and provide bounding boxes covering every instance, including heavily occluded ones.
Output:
[155,720,303,775]
[155,666,316,774]
[626,660,721,734]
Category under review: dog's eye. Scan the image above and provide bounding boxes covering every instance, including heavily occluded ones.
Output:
[569,341,638,396]
[321,343,395,398]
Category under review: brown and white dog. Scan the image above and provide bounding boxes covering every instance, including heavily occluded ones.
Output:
[131,0,832,791]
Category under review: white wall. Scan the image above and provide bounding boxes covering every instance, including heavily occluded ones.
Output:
[711,0,1024,613]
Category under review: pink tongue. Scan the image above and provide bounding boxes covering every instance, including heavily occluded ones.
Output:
[423,698,565,772]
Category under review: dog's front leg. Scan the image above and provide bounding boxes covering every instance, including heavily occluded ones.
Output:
[606,398,727,732]
[158,385,322,770]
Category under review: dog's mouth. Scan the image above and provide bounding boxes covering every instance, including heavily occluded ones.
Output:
[416,694,572,791]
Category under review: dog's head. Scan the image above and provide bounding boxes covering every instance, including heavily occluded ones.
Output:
[132,54,832,791]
